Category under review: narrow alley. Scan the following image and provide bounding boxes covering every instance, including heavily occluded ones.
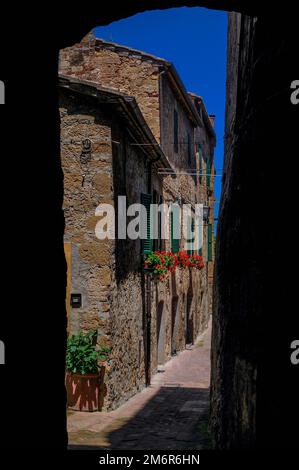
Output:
[68,318,212,450]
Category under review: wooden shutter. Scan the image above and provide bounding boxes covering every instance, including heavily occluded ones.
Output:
[141,193,153,254]
[170,210,180,253]
[208,223,213,261]
[174,109,179,153]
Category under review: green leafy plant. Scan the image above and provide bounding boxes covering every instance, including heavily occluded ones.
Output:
[66,330,110,375]
[144,251,177,281]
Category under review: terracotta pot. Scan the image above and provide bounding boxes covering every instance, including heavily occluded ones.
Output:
[65,366,106,412]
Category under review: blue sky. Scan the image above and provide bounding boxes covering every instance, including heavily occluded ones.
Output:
[94,7,227,222]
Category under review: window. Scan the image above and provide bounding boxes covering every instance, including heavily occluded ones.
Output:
[152,191,164,252]
[174,108,179,153]
[207,223,213,261]
[141,192,153,254]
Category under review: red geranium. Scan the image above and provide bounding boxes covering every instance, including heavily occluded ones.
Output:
[144,250,204,282]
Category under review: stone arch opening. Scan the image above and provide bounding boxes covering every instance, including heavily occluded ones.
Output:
[1,0,298,452]
[58,2,298,447]
[58,5,299,449]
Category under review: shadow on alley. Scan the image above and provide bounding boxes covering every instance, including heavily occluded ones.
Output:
[68,320,212,450]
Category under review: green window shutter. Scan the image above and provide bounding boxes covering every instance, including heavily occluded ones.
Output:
[170,210,180,253]
[208,223,213,261]
[206,158,211,188]
[174,109,179,153]
[141,193,153,254]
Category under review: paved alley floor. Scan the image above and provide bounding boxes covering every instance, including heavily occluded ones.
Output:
[68,318,212,450]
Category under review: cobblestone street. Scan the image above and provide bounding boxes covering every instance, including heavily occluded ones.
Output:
[68,318,212,450]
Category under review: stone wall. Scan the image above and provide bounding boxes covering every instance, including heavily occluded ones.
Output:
[190,95,216,315]
[108,120,150,408]
[211,11,299,449]
[160,73,196,170]
[60,37,161,143]
[60,36,215,410]
[60,90,114,338]
[60,87,151,409]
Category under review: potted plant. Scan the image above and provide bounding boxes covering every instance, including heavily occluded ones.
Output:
[65,330,110,412]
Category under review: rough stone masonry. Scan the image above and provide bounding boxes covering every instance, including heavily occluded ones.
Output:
[60,36,216,410]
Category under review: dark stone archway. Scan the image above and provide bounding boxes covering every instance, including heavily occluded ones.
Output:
[0,1,298,451]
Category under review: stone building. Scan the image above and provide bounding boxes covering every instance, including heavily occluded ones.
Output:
[59,36,216,409]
